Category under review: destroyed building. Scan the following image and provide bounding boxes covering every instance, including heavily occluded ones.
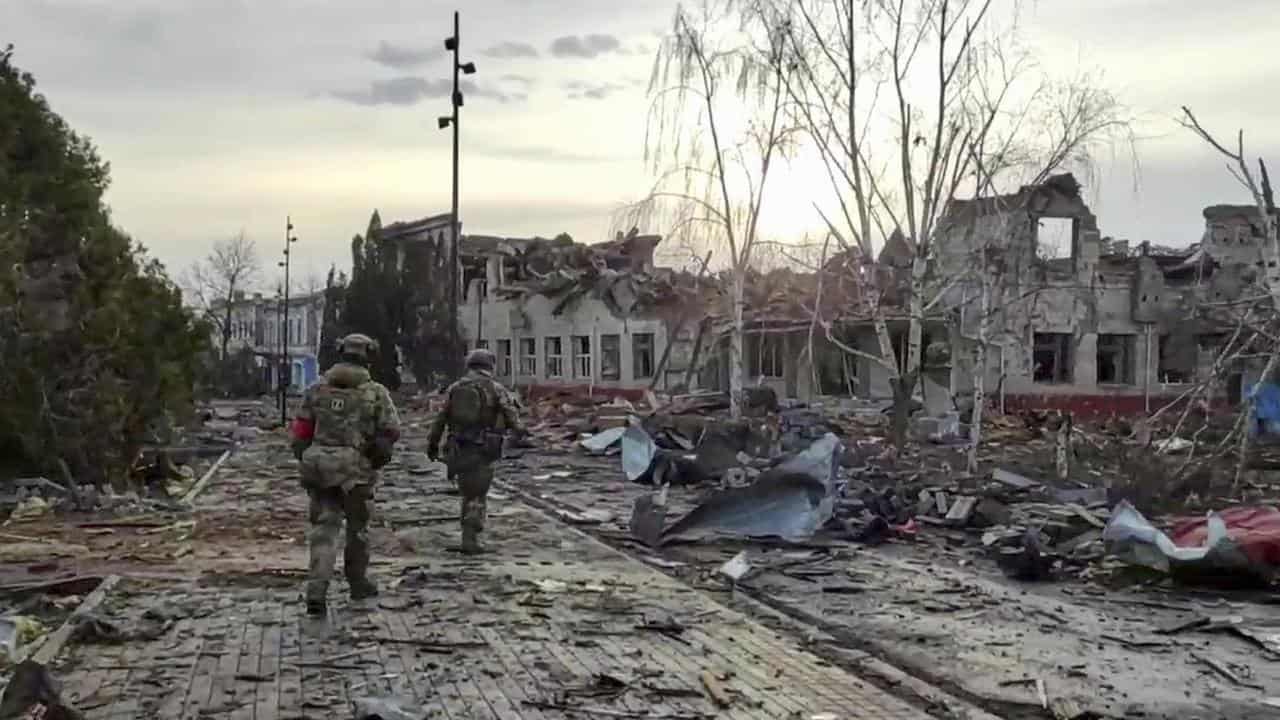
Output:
[453,229,714,397]
[939,174,1268,416]
[699,251,953,410]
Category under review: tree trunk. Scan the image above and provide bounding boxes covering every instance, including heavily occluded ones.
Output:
[967,272,992,475]
[1054,411,1072,481]
[871,314,905,451]
[729,268,746,419]
[220,300,233,360]
[905,253,929,390]
[891,377,912,449]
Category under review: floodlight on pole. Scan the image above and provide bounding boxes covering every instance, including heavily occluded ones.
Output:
[439,10,476,377]
[279,217,298,426]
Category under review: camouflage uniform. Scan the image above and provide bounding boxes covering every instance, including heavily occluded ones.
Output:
[291,334,400,614]
[426,350,523,554]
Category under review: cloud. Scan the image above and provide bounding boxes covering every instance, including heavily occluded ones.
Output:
[483,42,539,58]
[549,34,622,59]
[330,77,518,106]
[366,41,443,69]
[564,81,625,100]
[500,74,536,87]
[473,144,616,164]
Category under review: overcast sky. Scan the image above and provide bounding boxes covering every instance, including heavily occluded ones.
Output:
[6,0,1278,288]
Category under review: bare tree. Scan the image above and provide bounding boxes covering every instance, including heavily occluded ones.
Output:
[1179,108,1280,484]
[622,0,795,417]
[959,70,1132,474]
[185,232,261,360]
[742,0,1130,451]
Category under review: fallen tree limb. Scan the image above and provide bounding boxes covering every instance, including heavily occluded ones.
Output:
[181,449,231,504]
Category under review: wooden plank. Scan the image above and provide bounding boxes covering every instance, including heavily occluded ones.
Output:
[206,612,250,716]
[185,613,226,716]
[277,604,305,717]
[475,626,550,720]
[383,609,454,719]
[229,606,264,720]
[154,618,203,718]
[23,574,121,665]
[182,449,231,504]
[253,602,284,720]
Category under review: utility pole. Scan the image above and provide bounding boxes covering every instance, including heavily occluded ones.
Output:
[440,10,475,378]
[279,217,297,426]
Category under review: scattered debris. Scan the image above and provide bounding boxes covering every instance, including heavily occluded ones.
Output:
[699,670,735,708]
[0,660,83,720]
[1103,500,1279,587]
[630,434,842,546]
[352,694,422,720]
[718,551,753,583]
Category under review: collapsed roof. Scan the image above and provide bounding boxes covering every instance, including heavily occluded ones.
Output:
[461,228,711,317]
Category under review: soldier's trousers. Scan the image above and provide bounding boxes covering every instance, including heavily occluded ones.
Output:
[306,485,372,599]
[447,456,494,533]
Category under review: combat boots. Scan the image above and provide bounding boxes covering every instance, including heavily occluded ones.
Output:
[349,577,379,600]
[460,526,482,555]
[305,583,327,616]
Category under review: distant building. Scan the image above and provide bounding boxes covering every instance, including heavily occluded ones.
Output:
[455,230,694,398]
[214,290,326,391]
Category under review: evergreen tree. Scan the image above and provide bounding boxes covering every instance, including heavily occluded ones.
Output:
[0,45,208,487]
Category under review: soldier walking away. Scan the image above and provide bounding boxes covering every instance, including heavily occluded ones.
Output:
[426,348,524,554]
[290,333,401,616]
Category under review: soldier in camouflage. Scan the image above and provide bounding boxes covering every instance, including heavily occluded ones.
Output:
[290,333,401,615]
[426,348,524,554]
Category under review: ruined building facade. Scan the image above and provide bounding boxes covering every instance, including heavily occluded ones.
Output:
[449,230,699,397]
[939,174,1266,416]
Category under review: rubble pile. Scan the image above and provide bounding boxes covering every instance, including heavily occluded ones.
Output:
[478,228,717,318]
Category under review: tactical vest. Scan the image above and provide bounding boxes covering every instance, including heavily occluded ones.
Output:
[310,382,375,449]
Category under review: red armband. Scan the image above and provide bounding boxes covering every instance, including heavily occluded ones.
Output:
[291,417,315,441]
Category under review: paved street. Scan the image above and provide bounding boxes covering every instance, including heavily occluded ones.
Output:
[45,439,942,720]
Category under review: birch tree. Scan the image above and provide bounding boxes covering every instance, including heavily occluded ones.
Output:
[1179,108,1279,483]
[627,0,794,417]
[960,73,1131,474]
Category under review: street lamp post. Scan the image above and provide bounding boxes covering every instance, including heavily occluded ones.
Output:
[279,217,297,426]
[439,10,476,378]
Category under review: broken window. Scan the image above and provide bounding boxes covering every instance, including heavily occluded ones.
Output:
[462,257,487,301]
[1032,333,1073,383]
[519,338,536,376]
[1036,217,1076,260]
[1157,334,1194,384]
[572,335,592,379]
[748,334,784,379]
[632,333,655,379]
[545,337,564,378]
[497,339,512,377]
[1097,334,1136,385]
[600,334,621,381]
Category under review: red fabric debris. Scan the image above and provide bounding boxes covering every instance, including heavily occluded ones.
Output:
[290,417,315,441]
[1169,506,1280,569]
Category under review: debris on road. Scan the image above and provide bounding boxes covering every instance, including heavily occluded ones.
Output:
[630,434,843,546]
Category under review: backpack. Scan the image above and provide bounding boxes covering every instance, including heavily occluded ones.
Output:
[447,378,497,430]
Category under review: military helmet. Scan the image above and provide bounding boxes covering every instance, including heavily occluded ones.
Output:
[465,348,496,370]
[338,333,379,361]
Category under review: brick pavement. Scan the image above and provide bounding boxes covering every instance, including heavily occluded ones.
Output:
[48,449,940,720]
